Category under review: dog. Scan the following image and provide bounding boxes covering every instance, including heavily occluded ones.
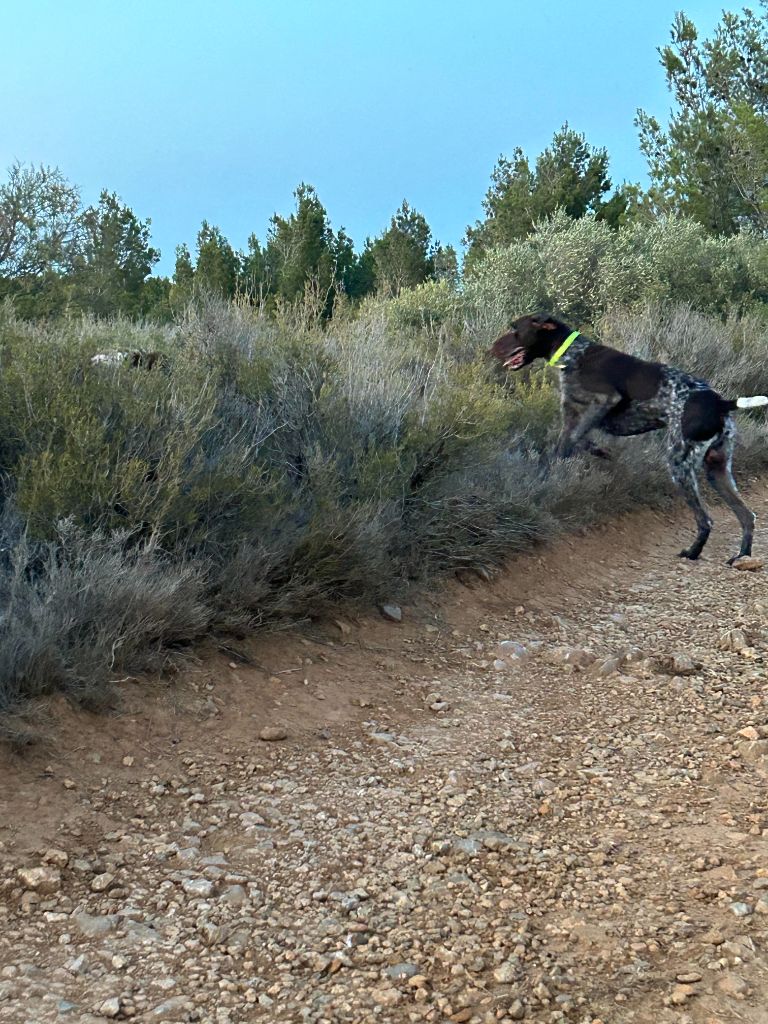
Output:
[90,350,168,370]
[489,313,768,563]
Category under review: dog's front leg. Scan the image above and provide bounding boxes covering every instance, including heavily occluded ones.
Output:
[554,396,618,460]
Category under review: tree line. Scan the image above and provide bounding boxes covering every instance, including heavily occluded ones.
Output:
[2,5,767,322]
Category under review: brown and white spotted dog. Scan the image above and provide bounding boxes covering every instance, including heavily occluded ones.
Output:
[490,313,768,564]
[91,350,168,370]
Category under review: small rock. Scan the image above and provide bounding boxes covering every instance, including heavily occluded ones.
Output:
[558,647,596,668]
[738,726,761,741]
[717,973,750,997]
[732,556,764,572]
[370,985,401,1007]
[509,1000,525,1021]
[493,960,520,984]
[452,837,482,855]
[369,731,398,744]
[386,963,419,980]
[65,955,89,976]
[722,628,749,652]
[737,739,768,763]
[42,849,69,868]
[498,641,529,661]
[181,878,215,898]
[91,872,115,892]
[596,656,622,676]
[147,996,191,1020]
[74,912,117,938]
[220,885,248,906]
[658,653,699,676]
[676,972,702,984]
[259,726,288,742]
[99,997,121,1018]
[20,890,39,913]
[175,846,200,865]
[380,603,402,623]
[239,811,266,828]
[532,778,556,797]
[670,984,696,1005]
[729,901,753,917]
[17,866,61,895]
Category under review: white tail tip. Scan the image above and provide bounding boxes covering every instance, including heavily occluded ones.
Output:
[737,395,768,409]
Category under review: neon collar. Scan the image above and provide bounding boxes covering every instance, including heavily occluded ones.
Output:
[548,330,581,367]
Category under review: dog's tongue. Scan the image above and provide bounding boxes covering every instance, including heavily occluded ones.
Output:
[503,348,526,370]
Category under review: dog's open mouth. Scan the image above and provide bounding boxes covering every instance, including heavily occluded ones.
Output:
[503,348,526,370]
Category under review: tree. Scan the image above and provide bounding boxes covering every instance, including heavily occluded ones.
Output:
[72,190,159,317]
[261,184,375,314]
[433,244,459,287]
[344,240,377,302]
[0,163,81,280]
[331,226,360,302]
[637,7,768,233]
[140,276,173,322]
[241,233,267,302]
[465,125,622,265]
[168,242,195,310]
[0,163,81,315]
[194,222,241,297]
[265,184,337,306]
[368,200,436,295]
[173,243,194,289]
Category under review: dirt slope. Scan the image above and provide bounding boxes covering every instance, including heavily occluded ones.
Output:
[2,486,768,1024]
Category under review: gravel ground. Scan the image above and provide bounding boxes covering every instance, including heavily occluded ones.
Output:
[1,493,768,1024]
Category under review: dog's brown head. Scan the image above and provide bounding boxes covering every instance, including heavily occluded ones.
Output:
[129,350,167,370]
[489,313,569,370]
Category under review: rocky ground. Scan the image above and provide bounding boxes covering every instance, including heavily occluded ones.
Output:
[2,492,768,1024]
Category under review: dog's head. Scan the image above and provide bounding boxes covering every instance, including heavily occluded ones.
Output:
[489,313,566,371]
[129,351,167,370]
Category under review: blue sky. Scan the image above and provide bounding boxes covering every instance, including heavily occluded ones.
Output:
[4,0,726,275]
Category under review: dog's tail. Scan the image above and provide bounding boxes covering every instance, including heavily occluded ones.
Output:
[734,395,768,410]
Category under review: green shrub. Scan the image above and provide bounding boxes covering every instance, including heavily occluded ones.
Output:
[463,212,768,328]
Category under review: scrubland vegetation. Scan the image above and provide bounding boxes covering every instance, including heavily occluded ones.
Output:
[2,6,768,731]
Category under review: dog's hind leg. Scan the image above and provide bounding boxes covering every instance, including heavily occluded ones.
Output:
[668,439,712,560]
[704,425,756,563]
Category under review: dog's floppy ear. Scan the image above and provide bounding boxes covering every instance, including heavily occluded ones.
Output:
[533,314,557,331]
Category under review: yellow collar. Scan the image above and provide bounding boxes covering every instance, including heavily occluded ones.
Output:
[548,330,581,367]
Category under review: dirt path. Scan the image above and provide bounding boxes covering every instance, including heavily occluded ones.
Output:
[2,485,768,1024]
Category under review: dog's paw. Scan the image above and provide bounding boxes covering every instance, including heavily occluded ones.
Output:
[679,548,701,560]
[585,442,611,460]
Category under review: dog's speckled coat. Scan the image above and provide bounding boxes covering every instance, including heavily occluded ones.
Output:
[490,314,768,563]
